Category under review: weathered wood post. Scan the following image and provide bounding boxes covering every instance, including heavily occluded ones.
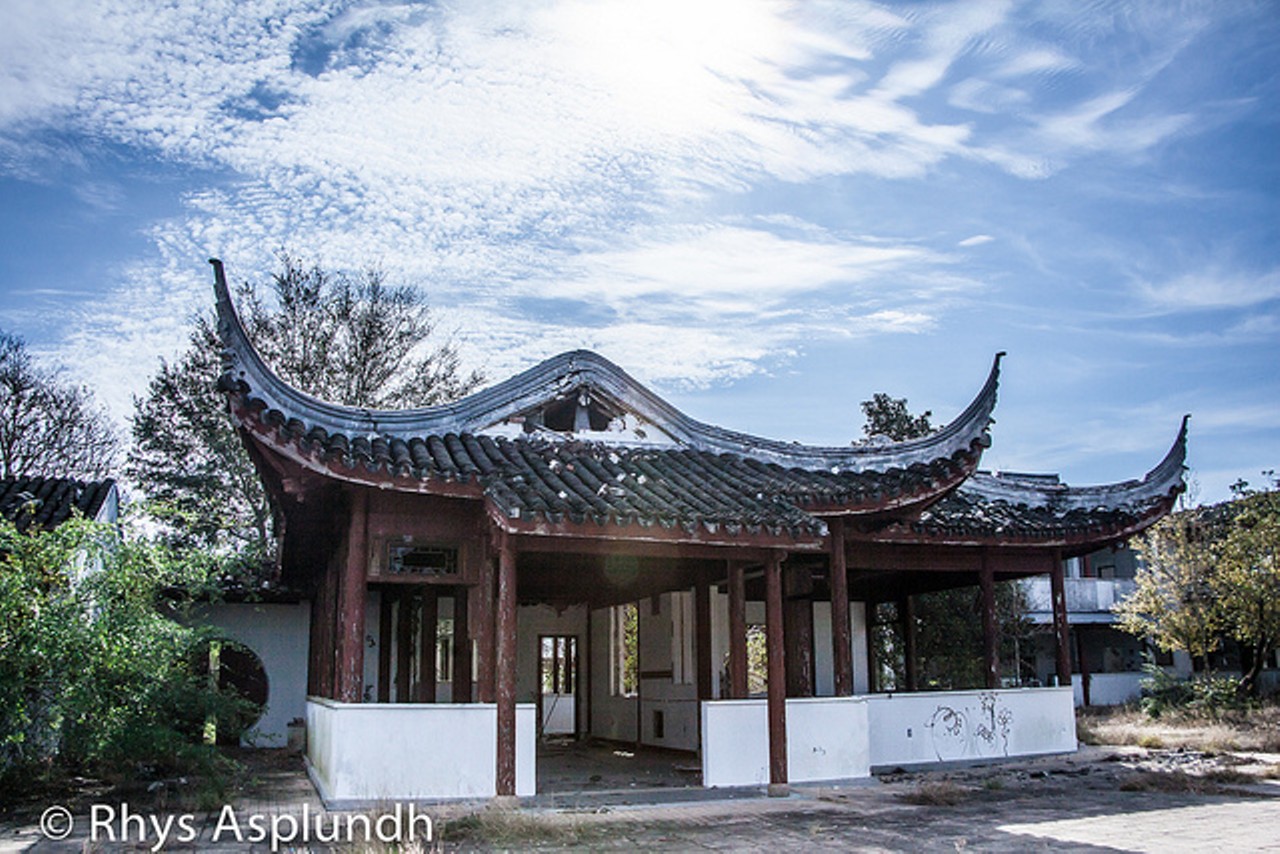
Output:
[1050,548,1072,688]
[728,561,748,699]
[829,518,853,696]
[336,488,369,703]
[765,551,788,796]
[495,531,518,798]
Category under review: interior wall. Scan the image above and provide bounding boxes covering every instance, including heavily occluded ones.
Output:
[590,604,638,743]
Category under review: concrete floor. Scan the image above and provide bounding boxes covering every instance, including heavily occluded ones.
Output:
[535,736,703,796]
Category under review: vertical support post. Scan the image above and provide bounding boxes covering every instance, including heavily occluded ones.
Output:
[728,561,748,699]
[453,587,472,703]
[695,569,713,702]
[866,601,879,694]
[903,595,918,692]
[764,551,788,796]
[495,531,518,798]
[475,551,496,704]
[377,587,393,703]
[395,591,413,702]
[417,587,438,702]
[1050,548,1072,688]
[335,489,369,703]
[828,519,853,697]
[584,609,593,736]
[1076,627,1092,707]
[980,551,999,690]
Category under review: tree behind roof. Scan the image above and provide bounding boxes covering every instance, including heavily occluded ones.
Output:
[127,253,484,559]
[0,330,119,481]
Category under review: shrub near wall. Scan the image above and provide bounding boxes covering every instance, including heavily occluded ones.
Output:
[0,516,246,794]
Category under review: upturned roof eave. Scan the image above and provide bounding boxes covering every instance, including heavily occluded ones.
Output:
[211,258,1000,474]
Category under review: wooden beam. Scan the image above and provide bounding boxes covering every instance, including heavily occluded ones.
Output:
[377,587,393,703]
[765,552,788,795]
[1050,548,1072,688]
[453,587,472,703]
[829,520,853,697]
[980,551,999,690]
[417,587,438,703]
[335,488,369,703]
[495,531,518,797]
[728,561,748,699]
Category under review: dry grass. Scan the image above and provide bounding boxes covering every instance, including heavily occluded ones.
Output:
[899,781,969,806]
[437,806,602,848]
[1078,704,1280,753]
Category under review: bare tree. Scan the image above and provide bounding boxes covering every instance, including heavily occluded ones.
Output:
[0,331,119,480]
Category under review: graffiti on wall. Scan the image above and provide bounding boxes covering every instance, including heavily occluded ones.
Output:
[925,692,1013,762]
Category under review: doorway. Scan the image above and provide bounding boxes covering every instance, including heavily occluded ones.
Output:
[538,634,578,737]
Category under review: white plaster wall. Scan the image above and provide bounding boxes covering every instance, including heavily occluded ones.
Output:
[589,605,638,743]
[1073,673,1144,707]
[851,601,870,694]
[306,699,535,803]
[196,602,310,747]
[638,593,698,751]
[700,696,871,787]
[866,687,1076,769]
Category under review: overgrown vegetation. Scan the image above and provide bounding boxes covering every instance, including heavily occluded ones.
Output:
[1117,474,1280,699]
[0,513,248,802]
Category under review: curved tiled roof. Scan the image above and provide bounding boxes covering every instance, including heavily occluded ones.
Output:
[210,258,1184,547]
[212,259,999,474]
[878,417,1189,547]
[0,476,118,533]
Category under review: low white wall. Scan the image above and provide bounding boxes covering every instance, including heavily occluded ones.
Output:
[195,602,310,747]
[1073,673,1144,707]
[306,699,535,804]
[701,696,871,787]
[866,687,1076,769]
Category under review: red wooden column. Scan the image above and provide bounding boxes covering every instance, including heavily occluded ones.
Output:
[980,551,999,690]
[335,488,369,703]
[474,548,497,704]
[395,592,413,701]
[417,587,439,702]
[377,587,393,703]
[727,561,748,699]
[1050,548,1072,688]
[453,587,472,703]
[695,568,713,703]
[828,519,853,696]
[495,531,518,798]
[764,551,788,796]
[903,595,919,692]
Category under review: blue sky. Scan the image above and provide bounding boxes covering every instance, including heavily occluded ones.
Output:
[1,0,1276,504]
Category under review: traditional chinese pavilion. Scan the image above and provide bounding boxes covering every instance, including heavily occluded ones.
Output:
[209,259,1186,803]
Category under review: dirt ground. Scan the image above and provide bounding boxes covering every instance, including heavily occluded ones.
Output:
[3,743,1279,852]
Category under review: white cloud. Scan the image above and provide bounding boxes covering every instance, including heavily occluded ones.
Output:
[958,234,994,248]
[1137,267,1280,312]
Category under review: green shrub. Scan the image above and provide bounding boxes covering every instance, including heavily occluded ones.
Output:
[0,515,247,793]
